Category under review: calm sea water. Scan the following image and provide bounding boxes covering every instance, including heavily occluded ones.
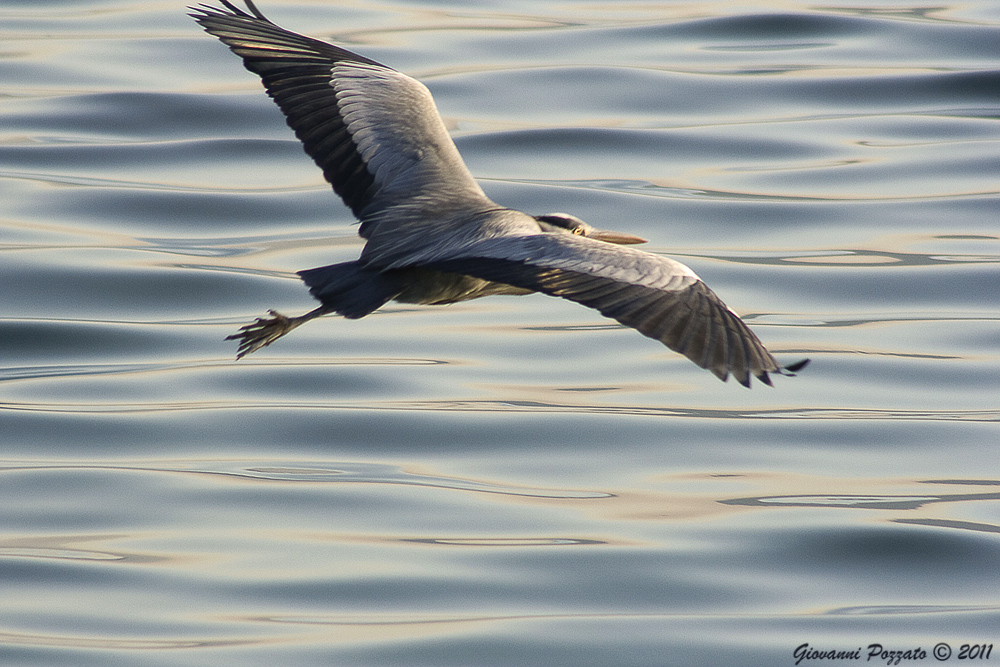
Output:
[2,1,999,665]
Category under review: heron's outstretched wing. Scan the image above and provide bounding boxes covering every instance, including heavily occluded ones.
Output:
[190,1,492,222]
[420,234,792,387]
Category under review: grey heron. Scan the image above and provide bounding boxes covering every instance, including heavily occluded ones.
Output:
[191,0,808,387]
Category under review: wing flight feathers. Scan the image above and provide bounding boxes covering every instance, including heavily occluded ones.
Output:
[190,2,489,220]
[422,235,783,386]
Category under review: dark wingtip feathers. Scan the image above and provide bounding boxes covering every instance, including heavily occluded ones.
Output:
[722,358,808,389]
[743,357,809,388]
[782,358,811,374]
[188,1,267,22]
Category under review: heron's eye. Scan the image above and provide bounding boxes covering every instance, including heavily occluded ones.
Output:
[572,227,585,235]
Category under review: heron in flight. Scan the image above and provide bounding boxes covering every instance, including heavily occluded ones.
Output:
[191,0,807,387]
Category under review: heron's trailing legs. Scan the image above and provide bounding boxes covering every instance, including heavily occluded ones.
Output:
[227,306,331,359]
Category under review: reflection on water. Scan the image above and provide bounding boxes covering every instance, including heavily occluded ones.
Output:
[2,0,1000,665]
[0,460,611,497]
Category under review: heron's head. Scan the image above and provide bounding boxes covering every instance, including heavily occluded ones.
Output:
[534,213,647,245]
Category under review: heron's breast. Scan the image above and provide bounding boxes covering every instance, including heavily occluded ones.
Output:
[392,268,533,305]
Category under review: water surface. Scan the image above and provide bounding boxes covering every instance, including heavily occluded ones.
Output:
[1,1,999,665]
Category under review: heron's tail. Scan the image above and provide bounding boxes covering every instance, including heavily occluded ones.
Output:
[298,261,406,319]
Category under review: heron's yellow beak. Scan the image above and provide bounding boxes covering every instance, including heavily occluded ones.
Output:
[589,229,648,245]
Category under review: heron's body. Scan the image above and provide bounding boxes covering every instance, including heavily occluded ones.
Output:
[191,0,807,387]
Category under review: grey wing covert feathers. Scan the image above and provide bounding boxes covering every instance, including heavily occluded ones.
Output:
[191,1,808,387]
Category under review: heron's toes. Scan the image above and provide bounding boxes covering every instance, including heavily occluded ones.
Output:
[227,310,294,359]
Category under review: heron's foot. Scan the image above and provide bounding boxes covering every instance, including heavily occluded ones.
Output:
[227,309,300,359]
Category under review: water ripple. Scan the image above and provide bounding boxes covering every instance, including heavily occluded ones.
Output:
[493,175,1000,202]
[0,631,253,651]
[724,491,1000,510]
[2,398,997,422]
[0,461,610,499]
[401,537,607,547]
